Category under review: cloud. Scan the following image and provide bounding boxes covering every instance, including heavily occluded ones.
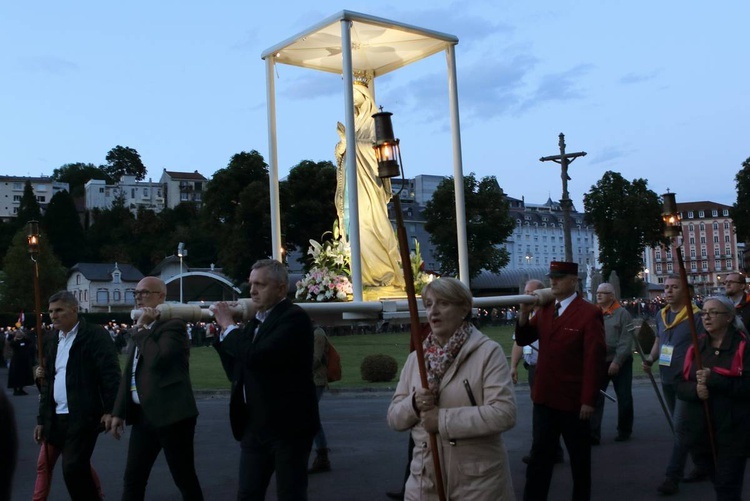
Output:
[16,55,78,75]
[280,73,342,100]
[588,145,631,165]
[618,69,660,84]
[517,63,594,113]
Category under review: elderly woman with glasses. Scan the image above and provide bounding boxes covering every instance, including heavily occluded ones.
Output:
[677,295,750,501]
[387,277,517,500]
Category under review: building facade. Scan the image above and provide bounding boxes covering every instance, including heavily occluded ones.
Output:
[159,169,207,209]
[67,262,144,313]
[643,201,740,295]
[84,176,165,214]
[0,176,69,222]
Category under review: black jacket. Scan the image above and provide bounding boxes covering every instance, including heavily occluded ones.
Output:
[215,299,320,442]
[37,317,121,436]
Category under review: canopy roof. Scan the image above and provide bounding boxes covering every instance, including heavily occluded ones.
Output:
[261,10,458,76]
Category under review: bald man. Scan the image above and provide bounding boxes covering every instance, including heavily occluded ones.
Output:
[589,283,634,444]
[109,277,203,500]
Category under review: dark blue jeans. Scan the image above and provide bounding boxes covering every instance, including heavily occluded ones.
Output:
[591,357,634,440]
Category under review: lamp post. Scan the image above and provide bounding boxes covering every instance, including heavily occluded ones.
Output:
[525,252,533,266]
[661,192,716,463]
[177,242,187,303]
[373,109,447,501]
[26,221,44,376]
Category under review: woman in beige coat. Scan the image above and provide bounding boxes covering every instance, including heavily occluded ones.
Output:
[387,277,517,500]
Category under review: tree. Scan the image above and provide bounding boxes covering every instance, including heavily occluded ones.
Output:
[423,174,514,279]
[731,157,750,244]
[51,162,112,198]
[85,196,137,265]
[583,171,666,297]
[102,145,147,182]
[42,190,86,267]
[280,160,337,256]
[16,180,42,230]
[0,228,67,313]
[202,151,272,284]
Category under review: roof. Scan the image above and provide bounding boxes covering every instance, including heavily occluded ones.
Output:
[162,170,207,181]
[261,10,459,77]
[677,201,731,212]
[69,263,144,282]
[471,267,588,293]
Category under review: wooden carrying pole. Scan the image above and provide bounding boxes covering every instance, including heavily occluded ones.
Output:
[392,194,447,501]
[673,241,718,465]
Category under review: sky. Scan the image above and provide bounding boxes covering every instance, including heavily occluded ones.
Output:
[2,1,748,212]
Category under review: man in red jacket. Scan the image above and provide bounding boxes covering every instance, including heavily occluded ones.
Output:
[515,261,606,501]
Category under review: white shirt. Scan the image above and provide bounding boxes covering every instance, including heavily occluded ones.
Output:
[556,292,577,317]
[130,320,156,405]
[54,322,80,415]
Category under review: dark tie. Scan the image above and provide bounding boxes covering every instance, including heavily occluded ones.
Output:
[553,302,561,319]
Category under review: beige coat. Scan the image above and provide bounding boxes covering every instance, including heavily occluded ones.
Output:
[387,326,517,500]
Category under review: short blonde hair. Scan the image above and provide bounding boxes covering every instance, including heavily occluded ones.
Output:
[422,277,473,312]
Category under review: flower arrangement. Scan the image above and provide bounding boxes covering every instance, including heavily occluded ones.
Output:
[295,222,353,302]
[410,238,434,295]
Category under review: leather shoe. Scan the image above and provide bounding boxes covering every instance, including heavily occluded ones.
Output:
[385,490,404,500]
[614,434,631,442]
[683,468,709,483]
[657,477,679,495]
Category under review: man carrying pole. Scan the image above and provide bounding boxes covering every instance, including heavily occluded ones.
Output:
[644,274,709,495]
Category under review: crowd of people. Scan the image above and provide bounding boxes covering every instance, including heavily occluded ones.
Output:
[3,261,750,500]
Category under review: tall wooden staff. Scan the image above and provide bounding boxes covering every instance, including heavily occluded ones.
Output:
[661,193,717,465]
[372,110,447,501]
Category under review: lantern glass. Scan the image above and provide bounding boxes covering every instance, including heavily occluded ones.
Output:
[27,220,40,255]
[372,110,402,179]
[661,193,682,237]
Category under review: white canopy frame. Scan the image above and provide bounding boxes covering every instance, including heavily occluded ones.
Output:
[261,10,470,300]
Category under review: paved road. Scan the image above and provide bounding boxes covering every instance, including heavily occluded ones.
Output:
[2,368,730,500]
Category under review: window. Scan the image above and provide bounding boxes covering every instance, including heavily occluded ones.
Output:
[700,223,705,232]
[725,235,731,243]
[125,289,135,304]
[113,272,121,284]
[99,187,104,193]
[690,248,696,258]
[36,196,45,203]
[713,222,719,231]
[13,195,21,202]
[726,247,732,256]
[667,263,673,272]
[656,249,662,259]
[113,289,121,301]
[714,236,719,244]
[702,261,708,271]
[656,263,662,272]
[180,192,189,201]
[715,260,722,270]
[700,236,706,244]
[723,209,729,216]
[699,210,705,217]
[689,223,694,232]
[712,210,718,217]
[76,274,81,285]
[690,262,697,271]
[96,289,109,305]
[143,188,149,196]
[725,222,730,230]
[688,211,694,218]
[727,260,733,269]
[714,248,721,257]
[701,247,707,257]
[689,237,695,245]
[13,182,23,190]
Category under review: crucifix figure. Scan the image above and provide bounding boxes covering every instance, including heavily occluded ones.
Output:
[540,133,587,262]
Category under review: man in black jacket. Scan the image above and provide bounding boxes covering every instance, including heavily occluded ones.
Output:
[214,259,320,501]
[34,291,121,500]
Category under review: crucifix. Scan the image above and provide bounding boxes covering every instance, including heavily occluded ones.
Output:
[540,133,587,262]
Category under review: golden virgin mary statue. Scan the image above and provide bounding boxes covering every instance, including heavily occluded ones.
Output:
[334,79,404,292]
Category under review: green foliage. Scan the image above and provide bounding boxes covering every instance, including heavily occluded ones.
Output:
[0,228,67,312]
[42,190,86,267]
[360,353,398,382]
[423,173,514,278]
[731,157,750,244]
[583,171,666,297]
[86,197,137,264]
[16,181,42,230]
[203,151,272,284]
[280,160,337,255]
[102,145,147,182]
[51,162,112,198]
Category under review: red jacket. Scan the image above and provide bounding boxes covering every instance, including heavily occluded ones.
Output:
[515,295,606,411]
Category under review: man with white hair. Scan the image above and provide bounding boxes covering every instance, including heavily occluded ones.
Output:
[590,282,634,444]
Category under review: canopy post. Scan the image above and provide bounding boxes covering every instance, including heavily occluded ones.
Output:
[265,55,282,262]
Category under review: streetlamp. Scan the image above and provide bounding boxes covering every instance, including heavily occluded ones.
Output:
[661,192,716,462]
[525,252,533,266]
[26,221,43,374]
[177,242,187,303]
[372,109,447,501]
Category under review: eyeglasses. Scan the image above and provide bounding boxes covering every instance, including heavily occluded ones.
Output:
[700,310,729,318]
[134,290,157,297]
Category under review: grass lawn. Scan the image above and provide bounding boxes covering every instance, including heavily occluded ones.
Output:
[155,324,652,391]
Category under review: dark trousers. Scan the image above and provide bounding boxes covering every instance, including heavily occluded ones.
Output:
[524,404,592,501]
[696,452,747,501]
[239,432,313,501]
[121,410,203,501]
[591,357,634,440]
[46,414,101,501]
